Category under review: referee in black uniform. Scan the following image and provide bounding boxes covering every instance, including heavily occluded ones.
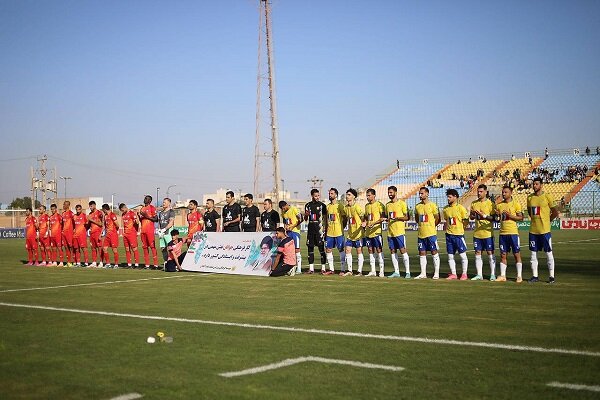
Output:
[304,189,328,274]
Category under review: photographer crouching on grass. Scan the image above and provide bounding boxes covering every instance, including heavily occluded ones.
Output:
[270,227,297,277]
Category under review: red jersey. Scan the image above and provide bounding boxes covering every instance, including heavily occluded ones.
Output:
[25,216,37,238]
[49,213,62,237]
[139,204,157,232]
[74,212,88,237]
[88,209,103,235]
[104,212,119,234]
[122,210,138,235]
[62,210,75,233]
[187,210,204,237]
[38,213,50,237]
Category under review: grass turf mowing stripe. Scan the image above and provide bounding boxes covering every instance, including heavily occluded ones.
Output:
[108,393,144,400]
[546,382,600,392]
[0,275,191,293]
[1,301,598,358]
[219,356,404,378]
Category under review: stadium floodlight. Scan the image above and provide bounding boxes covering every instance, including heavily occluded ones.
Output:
[59,176,72,200]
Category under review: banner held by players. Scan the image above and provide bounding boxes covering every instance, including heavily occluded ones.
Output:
[181,232,278,276]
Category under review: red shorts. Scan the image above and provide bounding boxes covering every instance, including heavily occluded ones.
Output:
[123,234,138,249]
[72,235,87,249]
[25,237,38,250]
[62,232,73,247]
[50,235,62,247]
[39,235,50,247]
[140,231,155,248]
[103,232,119,248]
[89,232,102,248]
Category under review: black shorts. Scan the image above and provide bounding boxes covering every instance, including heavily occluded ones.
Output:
[306,230,324,247]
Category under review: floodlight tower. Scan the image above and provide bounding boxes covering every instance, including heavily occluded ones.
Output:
[254,0,282,201]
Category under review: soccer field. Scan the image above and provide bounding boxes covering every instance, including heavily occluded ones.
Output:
[1,230,599,400]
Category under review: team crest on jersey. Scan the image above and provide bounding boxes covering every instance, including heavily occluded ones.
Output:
[310,213,318,221]
[368,214,373,221]
[530,207,541,216]
[448,217,457,225]
[419,215,428,223]
[388,211,396,219]
[284,218,291,224]
[328,214,336,221]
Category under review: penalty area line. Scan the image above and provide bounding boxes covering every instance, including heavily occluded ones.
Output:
[547,381,600,392]
[0,301,598,358]
[0,275,192,293]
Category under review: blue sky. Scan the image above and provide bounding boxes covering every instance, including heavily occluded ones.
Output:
[1,0,599,205]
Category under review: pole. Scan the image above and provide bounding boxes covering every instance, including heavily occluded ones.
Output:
[156,188,160,207]
[59,176,72,203]
[111,193,116,211]
[253,2,264,196]
[166,185,176,199]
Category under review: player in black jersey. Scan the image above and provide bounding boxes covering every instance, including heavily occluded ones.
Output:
[261,198,280,232]
[304,189,328,274]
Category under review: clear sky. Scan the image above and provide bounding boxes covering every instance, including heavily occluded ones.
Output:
[1,0,599,206]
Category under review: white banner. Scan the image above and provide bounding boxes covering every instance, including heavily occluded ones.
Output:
[181,231,278,276]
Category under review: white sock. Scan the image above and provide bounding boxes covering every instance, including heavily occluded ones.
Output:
[402,253,410,274]
[419,255,427,275]
[369,253,376,272]
[391,253,399,274]
[500,262,507,277]
[433,253,440,276]
[296,253,302,273]
[489,254,496,276]
[547,251,555,278]
[378,253,384,274]
[345,253,353,272]
[460,252,468,275]
[516,262,522,278]
[327,253,334,272]
[357,253,364,273]
[448,254,457,275]
[475,254,483,276]
[531,252,539,277]
[309,263,314,272]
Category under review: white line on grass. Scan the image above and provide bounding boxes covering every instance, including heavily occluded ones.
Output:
[108,393,144,400]
[546,382,600,392]
[0,302,598,358]
[0,275,191,293]
[219,356,404,378]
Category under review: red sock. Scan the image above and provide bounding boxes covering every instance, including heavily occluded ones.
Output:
[126,251,131,264]
[92,248,97,262]
[113,250,119,265]
[151,247,158,265]
[134,249,140,264]
[83,249,88,263]
[103,249,109,264]
[143,248,150,265]
[27,249,33,263]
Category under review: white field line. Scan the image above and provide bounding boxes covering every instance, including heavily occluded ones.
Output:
[546,382,600,392]
[0,275,190,293]
[108,393,143,400]
[0,302,598,358]
[219,356,403,378]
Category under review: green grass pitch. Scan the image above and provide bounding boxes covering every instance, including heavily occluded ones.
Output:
[1,230,599,399]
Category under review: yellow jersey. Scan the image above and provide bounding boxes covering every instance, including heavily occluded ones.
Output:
[443,203,469,235]
[282,206,301,233]
[470,198,495,239]
[415,201,438,239]
[364,201,385,238]
[527,192,556,234]
[326,202,345,237]
[344,203,364,241]
[496,199,522,235]
[386,199,408,237]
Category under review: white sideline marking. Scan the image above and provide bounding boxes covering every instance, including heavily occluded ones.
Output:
[547,382,600,392]
[0,276,190,293]
[219,356,404,378]
[0,302,598,358]
[108,393,143,400]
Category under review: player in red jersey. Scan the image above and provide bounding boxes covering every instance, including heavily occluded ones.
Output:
[186,199,204,245]
[101,203,120,268]
[48,204,63,266]
[138,195,158,269]
[61,201,75,266]
[36,205,51,266]
[73,204,89,266]
[87,200,104,267]
[120,203,140,268]
[24,207,38,265]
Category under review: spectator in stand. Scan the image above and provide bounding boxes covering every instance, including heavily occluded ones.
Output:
[585,146,591,155]
[545,147,549,160]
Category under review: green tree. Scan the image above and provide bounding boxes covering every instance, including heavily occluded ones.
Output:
[9,197,41,209]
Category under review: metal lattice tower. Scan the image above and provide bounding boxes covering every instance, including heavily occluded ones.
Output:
[254,0,282,201]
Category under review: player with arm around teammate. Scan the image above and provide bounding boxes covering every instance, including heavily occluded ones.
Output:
[385,186,411,278]
[442,189,470,280]
[414,187,441,279]
[495,186,524,282]
[469,184,497,281]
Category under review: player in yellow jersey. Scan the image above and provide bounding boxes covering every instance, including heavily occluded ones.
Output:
[324,188,346,275]
[527,177,559,283]
[414,187,441,279]
[495,186,524,282]
[279,200,303,275]
[469,184,497,281]
[343,188,364,276]
[442,189,470,280]
[363,188,386,277]
[385,186,411,278]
